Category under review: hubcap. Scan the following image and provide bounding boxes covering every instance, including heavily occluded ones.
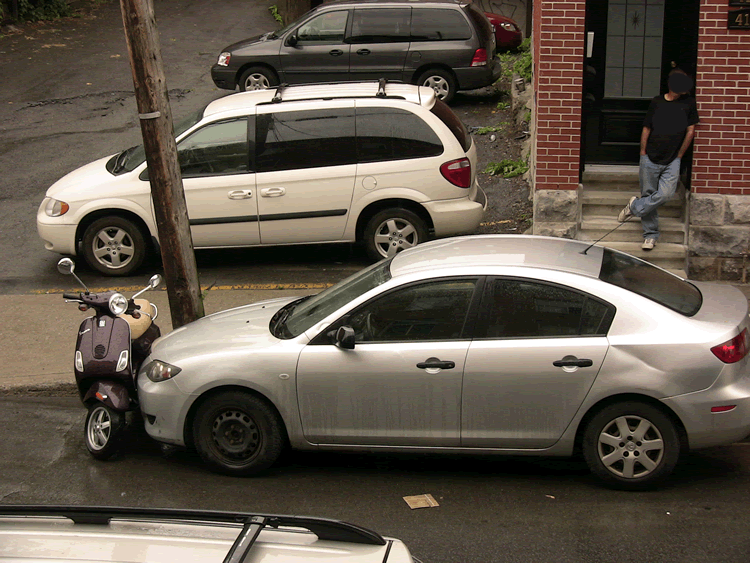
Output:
[373,218,419,258]
[91,227,135,269]
[244,73,270,90]
[597,415,664,479]
[422,76,450,99]
[211,409,260,462]
[87,406,112,451]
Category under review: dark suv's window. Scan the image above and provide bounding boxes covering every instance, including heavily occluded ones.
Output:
[411,8,471,41]
[479,278,615,339]
[349,8,411,43]
[356,107,443,163]
[297,10,348,43]
[255,108,357,172]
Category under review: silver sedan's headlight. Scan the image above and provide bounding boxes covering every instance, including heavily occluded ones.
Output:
[142,360,182,382]
[44,198,70,217]
[217,52,231,66]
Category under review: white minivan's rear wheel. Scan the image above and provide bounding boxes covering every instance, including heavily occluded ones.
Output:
[363,208,428,261]
[582,401,681,490]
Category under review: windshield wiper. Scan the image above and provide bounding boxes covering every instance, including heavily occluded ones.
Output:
[113,146,135,173]
[271,295,312,338]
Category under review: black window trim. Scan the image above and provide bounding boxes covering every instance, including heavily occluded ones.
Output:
[473,276,617,341]
[309,275,486,345]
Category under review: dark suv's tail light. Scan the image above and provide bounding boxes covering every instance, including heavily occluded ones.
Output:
[471,48,488,67]
[440,158,471,188]
[711,328,750,364]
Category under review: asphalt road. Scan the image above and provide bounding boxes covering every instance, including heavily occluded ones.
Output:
[2,397,750,563]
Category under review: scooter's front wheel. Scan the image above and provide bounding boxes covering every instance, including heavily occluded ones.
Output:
[84,403,125,460]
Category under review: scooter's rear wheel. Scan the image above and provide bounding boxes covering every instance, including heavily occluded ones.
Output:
[85,403,125,460]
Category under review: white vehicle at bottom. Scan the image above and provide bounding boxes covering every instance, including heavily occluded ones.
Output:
[0,506,414,563]
[37,80,486,276]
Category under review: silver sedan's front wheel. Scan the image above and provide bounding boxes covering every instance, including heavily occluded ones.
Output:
[363,208,428,261]
[583,402,680,490]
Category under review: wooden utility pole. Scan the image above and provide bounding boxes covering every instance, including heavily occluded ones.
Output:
[118,0,204,328]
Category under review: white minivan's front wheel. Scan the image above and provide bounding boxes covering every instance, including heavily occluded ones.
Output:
[363,208,428,261]
[82,216,147,276]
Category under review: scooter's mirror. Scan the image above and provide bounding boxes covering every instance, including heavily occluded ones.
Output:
[57,258,75,275]
[149,274,162,289]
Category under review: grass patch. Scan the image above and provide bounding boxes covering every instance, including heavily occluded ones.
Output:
[475,124,506,135]
[268,5,284,26]
[484,159,529,178]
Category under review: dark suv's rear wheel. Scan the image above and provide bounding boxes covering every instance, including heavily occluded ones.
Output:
[417,69,457,103]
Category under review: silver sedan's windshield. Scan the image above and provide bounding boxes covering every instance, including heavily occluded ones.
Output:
[281,259,393,338]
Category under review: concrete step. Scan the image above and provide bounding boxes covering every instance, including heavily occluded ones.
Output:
[595,241,687,271]
[582,165,640,191]
[579,216,686,244]
[581,190,683,218]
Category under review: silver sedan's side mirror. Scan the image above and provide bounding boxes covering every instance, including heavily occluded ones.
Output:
[57,258,75,275]
[334,326,356,350]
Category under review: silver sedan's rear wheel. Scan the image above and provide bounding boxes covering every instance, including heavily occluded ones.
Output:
[239,66,278,92]
[582,401,681,490]
[363,208,428,261]
[82,216,147,276]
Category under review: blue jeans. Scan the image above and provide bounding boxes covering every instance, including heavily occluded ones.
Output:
[630,154,680,240]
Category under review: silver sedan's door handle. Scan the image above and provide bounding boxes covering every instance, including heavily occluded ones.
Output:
[261,187,286,197]
[228,189,253,200]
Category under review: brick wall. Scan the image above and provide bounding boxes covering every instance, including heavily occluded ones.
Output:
[692,0,750,195]
[532,0,586,191]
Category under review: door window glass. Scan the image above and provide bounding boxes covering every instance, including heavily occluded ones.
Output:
[177,118,248,178]
[411,8,472,41]
[297,11,348,43]
[480,279,615,338]
[350,8,411,43]
[356,107,443,162]
[255,108,357,172]
[347,279,477,342]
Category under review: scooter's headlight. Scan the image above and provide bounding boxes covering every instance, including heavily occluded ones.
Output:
[109,293,128,316]
[142,360,182,382]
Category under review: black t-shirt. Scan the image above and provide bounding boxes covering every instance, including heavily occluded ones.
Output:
[643,94,699,165]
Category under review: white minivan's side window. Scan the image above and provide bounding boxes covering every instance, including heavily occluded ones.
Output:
[356,107,443,163]
[177,118,249,178]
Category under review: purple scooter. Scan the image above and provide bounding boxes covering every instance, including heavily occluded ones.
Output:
[58,258,162,459]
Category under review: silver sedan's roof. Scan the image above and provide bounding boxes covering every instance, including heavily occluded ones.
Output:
[389,235,605,279]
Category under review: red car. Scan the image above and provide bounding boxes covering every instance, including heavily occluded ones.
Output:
[485,12,523,50]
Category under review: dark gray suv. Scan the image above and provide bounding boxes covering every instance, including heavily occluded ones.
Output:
[211,0,499,103]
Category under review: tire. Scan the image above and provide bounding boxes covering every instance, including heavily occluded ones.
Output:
[417,68,457,103]
[238,66,278,92]
[582,401,681,490]
[84,403,125,460]
[192,391,284,476]
[82,216,147,276]
[362,208,428,261]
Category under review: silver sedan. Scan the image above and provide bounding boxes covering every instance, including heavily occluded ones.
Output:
[137,235,750,489]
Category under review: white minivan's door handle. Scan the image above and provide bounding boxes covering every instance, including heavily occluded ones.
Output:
[261,187,286,197]
[228,189,253,200]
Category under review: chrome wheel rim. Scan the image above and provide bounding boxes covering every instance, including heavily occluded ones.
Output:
[373,218,419,258]
[422,75,450,99]
[244,73,270,90]
[91,226,136,270]
[597,415,664,479]
[211,409,260,462]
[87,406,112,451]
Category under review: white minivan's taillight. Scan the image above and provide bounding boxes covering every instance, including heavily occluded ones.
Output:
[471,48,488,67]
[440,157,472,188]
[711,328,750,364]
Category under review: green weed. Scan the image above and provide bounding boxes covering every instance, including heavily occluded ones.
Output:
[268,5,284,26]
[484,159,529,178]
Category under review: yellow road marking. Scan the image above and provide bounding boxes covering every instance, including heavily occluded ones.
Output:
[32,282,332,295]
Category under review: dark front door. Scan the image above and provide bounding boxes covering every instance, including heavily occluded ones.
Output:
[583,0,699,165]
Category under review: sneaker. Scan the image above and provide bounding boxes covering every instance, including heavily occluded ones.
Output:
[618,196,637,222]
[642,238,656,251]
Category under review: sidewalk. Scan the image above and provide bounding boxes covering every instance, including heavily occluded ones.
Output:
[2,283,750,393]
[0,288,313,392]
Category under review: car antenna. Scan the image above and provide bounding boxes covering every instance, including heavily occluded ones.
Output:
[580,217,632,255]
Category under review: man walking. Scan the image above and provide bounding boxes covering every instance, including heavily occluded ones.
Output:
[618,69,699,250]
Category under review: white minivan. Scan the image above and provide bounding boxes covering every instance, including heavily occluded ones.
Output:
[37,81,486,275]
